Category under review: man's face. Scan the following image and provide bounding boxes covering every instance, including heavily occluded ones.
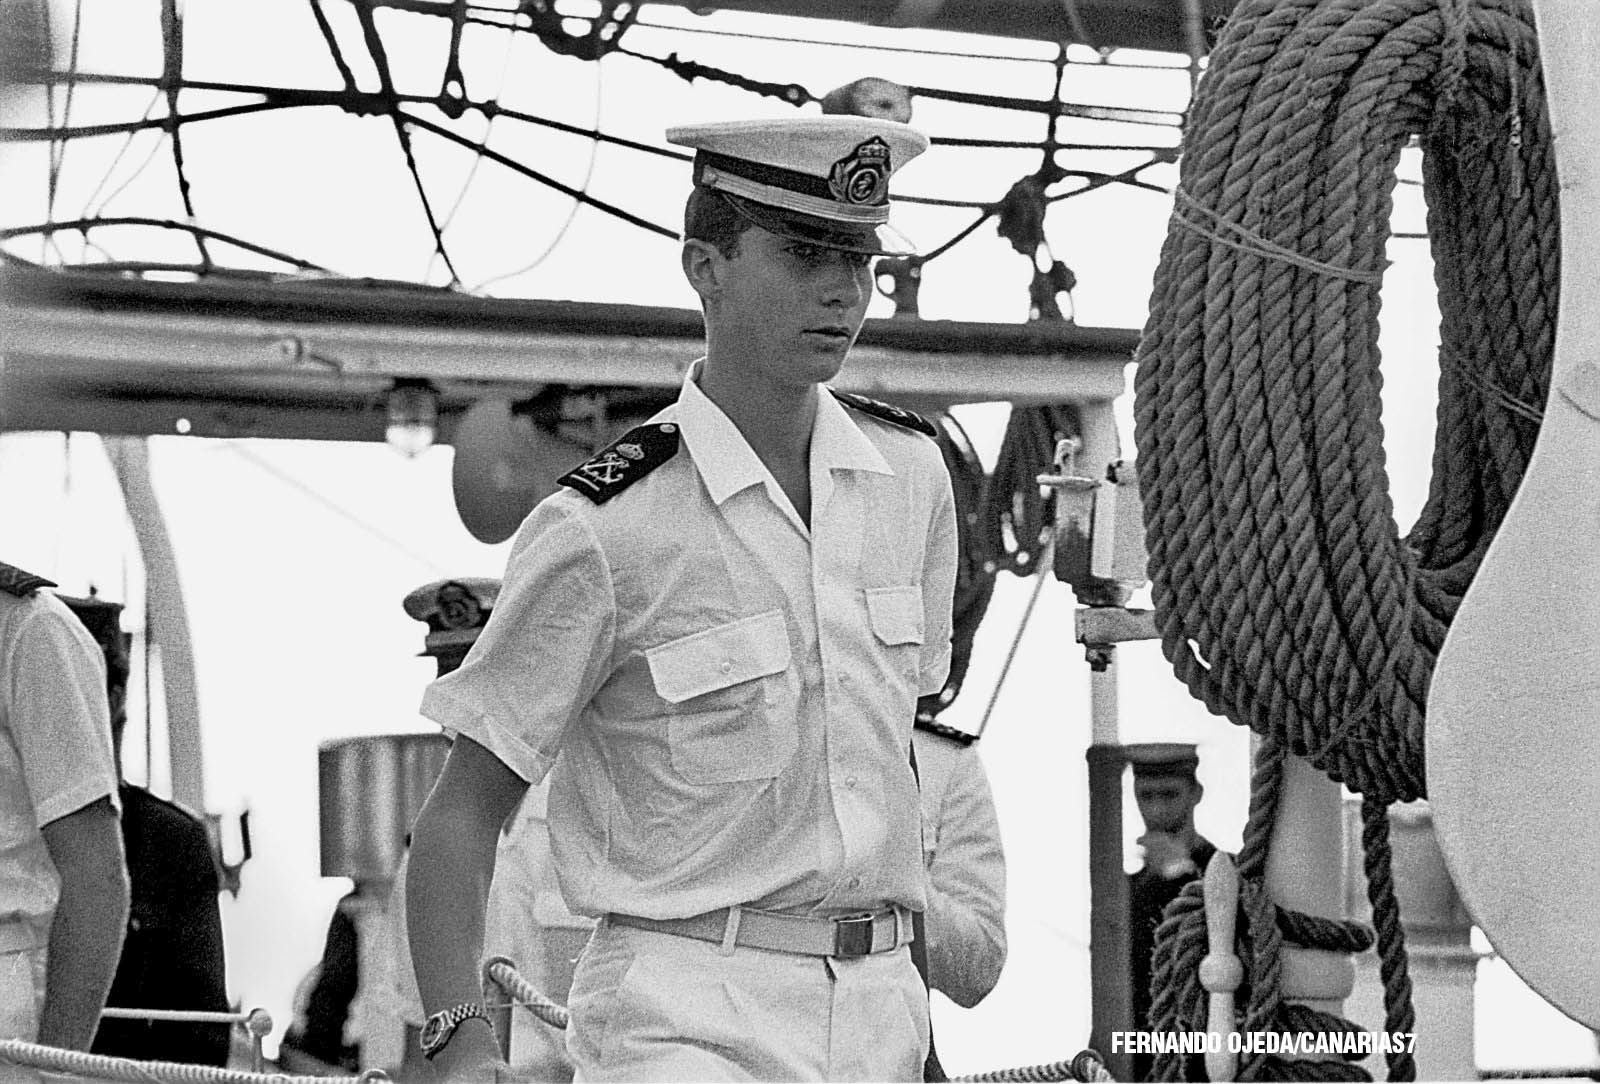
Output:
[712,226,874,387]
[1133,776,1201,835]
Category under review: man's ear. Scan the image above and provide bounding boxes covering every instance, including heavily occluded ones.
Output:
[681,239,724,302]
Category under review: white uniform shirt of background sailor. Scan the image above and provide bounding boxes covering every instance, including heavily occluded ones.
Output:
[419,369,958,922]
[912,726,1007,1009]
[0,578,120,1040]
[383,575,593,1081]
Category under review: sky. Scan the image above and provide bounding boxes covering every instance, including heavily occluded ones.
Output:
[1,0,1596,1076]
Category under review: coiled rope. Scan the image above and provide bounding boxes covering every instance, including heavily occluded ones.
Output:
[1133,0,1556,1078]
[0,1039,386,1083]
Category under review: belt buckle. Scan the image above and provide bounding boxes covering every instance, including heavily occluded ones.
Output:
[832,912,876,957]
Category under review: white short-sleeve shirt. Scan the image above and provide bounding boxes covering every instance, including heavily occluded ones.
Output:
[422,367,957,920]
[0,588,121,931]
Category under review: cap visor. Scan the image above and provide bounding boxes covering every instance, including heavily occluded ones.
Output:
[722,192,916,257]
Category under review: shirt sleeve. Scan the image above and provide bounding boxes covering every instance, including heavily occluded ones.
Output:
[919,442,958,696]
[11,600,121,827]
[420,498,616,785]
[923,744,1008,1008]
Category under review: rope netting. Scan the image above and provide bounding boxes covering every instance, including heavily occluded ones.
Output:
[1133,0,1556,1078]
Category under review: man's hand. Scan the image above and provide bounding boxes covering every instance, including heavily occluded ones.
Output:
[427,1017,519,1082]
[1138,831,1197,881]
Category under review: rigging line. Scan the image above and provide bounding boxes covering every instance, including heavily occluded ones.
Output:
[0,217,334,272]
[217,444,455,578]
[351,0,463,285]
[1036,153,1172,201]
[896,193,994,209]
[610,45,813,106]
[384,0,1183,69]
[85,122,172,223]
[1047,161,1173,199]
[40,0,84,265]
[400,110,678,241]
[933,135,1178,152]
[7,101,292,143]
[45,0,86,237]
[910,82,1183,126]
[974,533,1057,738]
[471,58,606,292]
[73,89,161,218]
[159,0,211,269]
[625,13,1197,68]
[477,100,688,162]
[308,0,360,93]
[12,69,678,163]
[428,8,521,282]
[919,209,996,265]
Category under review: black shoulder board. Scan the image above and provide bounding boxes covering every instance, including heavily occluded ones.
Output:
[914,716,978,746]
[0,562,56,598]
[830,389,938,437]
[557,422,681,505]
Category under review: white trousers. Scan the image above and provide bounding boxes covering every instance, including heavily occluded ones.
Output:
[0,943,44,1084]
[566,920,929,1082]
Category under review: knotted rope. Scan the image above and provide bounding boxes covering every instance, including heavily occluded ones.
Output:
[1134,0,1556,1078]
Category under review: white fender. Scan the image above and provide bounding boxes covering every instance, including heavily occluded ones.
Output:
[1426,0,1600,1028]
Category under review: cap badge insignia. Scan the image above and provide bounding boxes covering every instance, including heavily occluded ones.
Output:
[828,137,891,206]
[435,582,485,631]
[617,443,644,461]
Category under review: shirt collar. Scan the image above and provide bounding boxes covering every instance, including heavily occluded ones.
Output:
[676,361,773,505]
[811,386,894,478]
[675,362,894,506]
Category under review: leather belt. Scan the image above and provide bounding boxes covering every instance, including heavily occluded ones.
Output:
[607,904,914,958]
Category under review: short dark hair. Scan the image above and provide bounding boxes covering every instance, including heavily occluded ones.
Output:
[683,186,753,259]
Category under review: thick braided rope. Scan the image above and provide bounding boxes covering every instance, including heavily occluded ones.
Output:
[953,1056,1089,1082]
[1138,3,1554,1074]
[484,958,571,1030]
[1134,0,1555,806]
[0,1039,384,1083]
[1149,739,1384,1082]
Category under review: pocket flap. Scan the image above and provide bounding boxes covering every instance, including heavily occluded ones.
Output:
[645,610,791,704]
[866,585,925,646]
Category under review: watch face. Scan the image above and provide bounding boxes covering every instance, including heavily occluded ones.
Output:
[420,1015,446,1053]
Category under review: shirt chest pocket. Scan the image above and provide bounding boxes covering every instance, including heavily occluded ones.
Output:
[866,585,925,688]
[645,610,794,784]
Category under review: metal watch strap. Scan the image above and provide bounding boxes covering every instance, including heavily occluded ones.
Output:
[421,1001,493,1060]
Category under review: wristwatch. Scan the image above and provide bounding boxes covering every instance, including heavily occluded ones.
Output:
[419,1002,493,1060]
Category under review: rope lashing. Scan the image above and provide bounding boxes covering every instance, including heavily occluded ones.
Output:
[0,1039,387,1083]
[1134,0,1556,1076]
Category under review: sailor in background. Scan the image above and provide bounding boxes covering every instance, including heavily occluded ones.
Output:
[1126,742,1216,1080]
[382,577,593,1083]
[62,594,231,1067]
[0,563,129,1052]
[406,113,954,1082]
[911,714,1007,1009]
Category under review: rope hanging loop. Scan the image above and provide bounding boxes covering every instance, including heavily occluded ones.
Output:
[1134,0,1558,1079]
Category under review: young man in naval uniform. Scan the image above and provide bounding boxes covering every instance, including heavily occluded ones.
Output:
[406,114,955,1082]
